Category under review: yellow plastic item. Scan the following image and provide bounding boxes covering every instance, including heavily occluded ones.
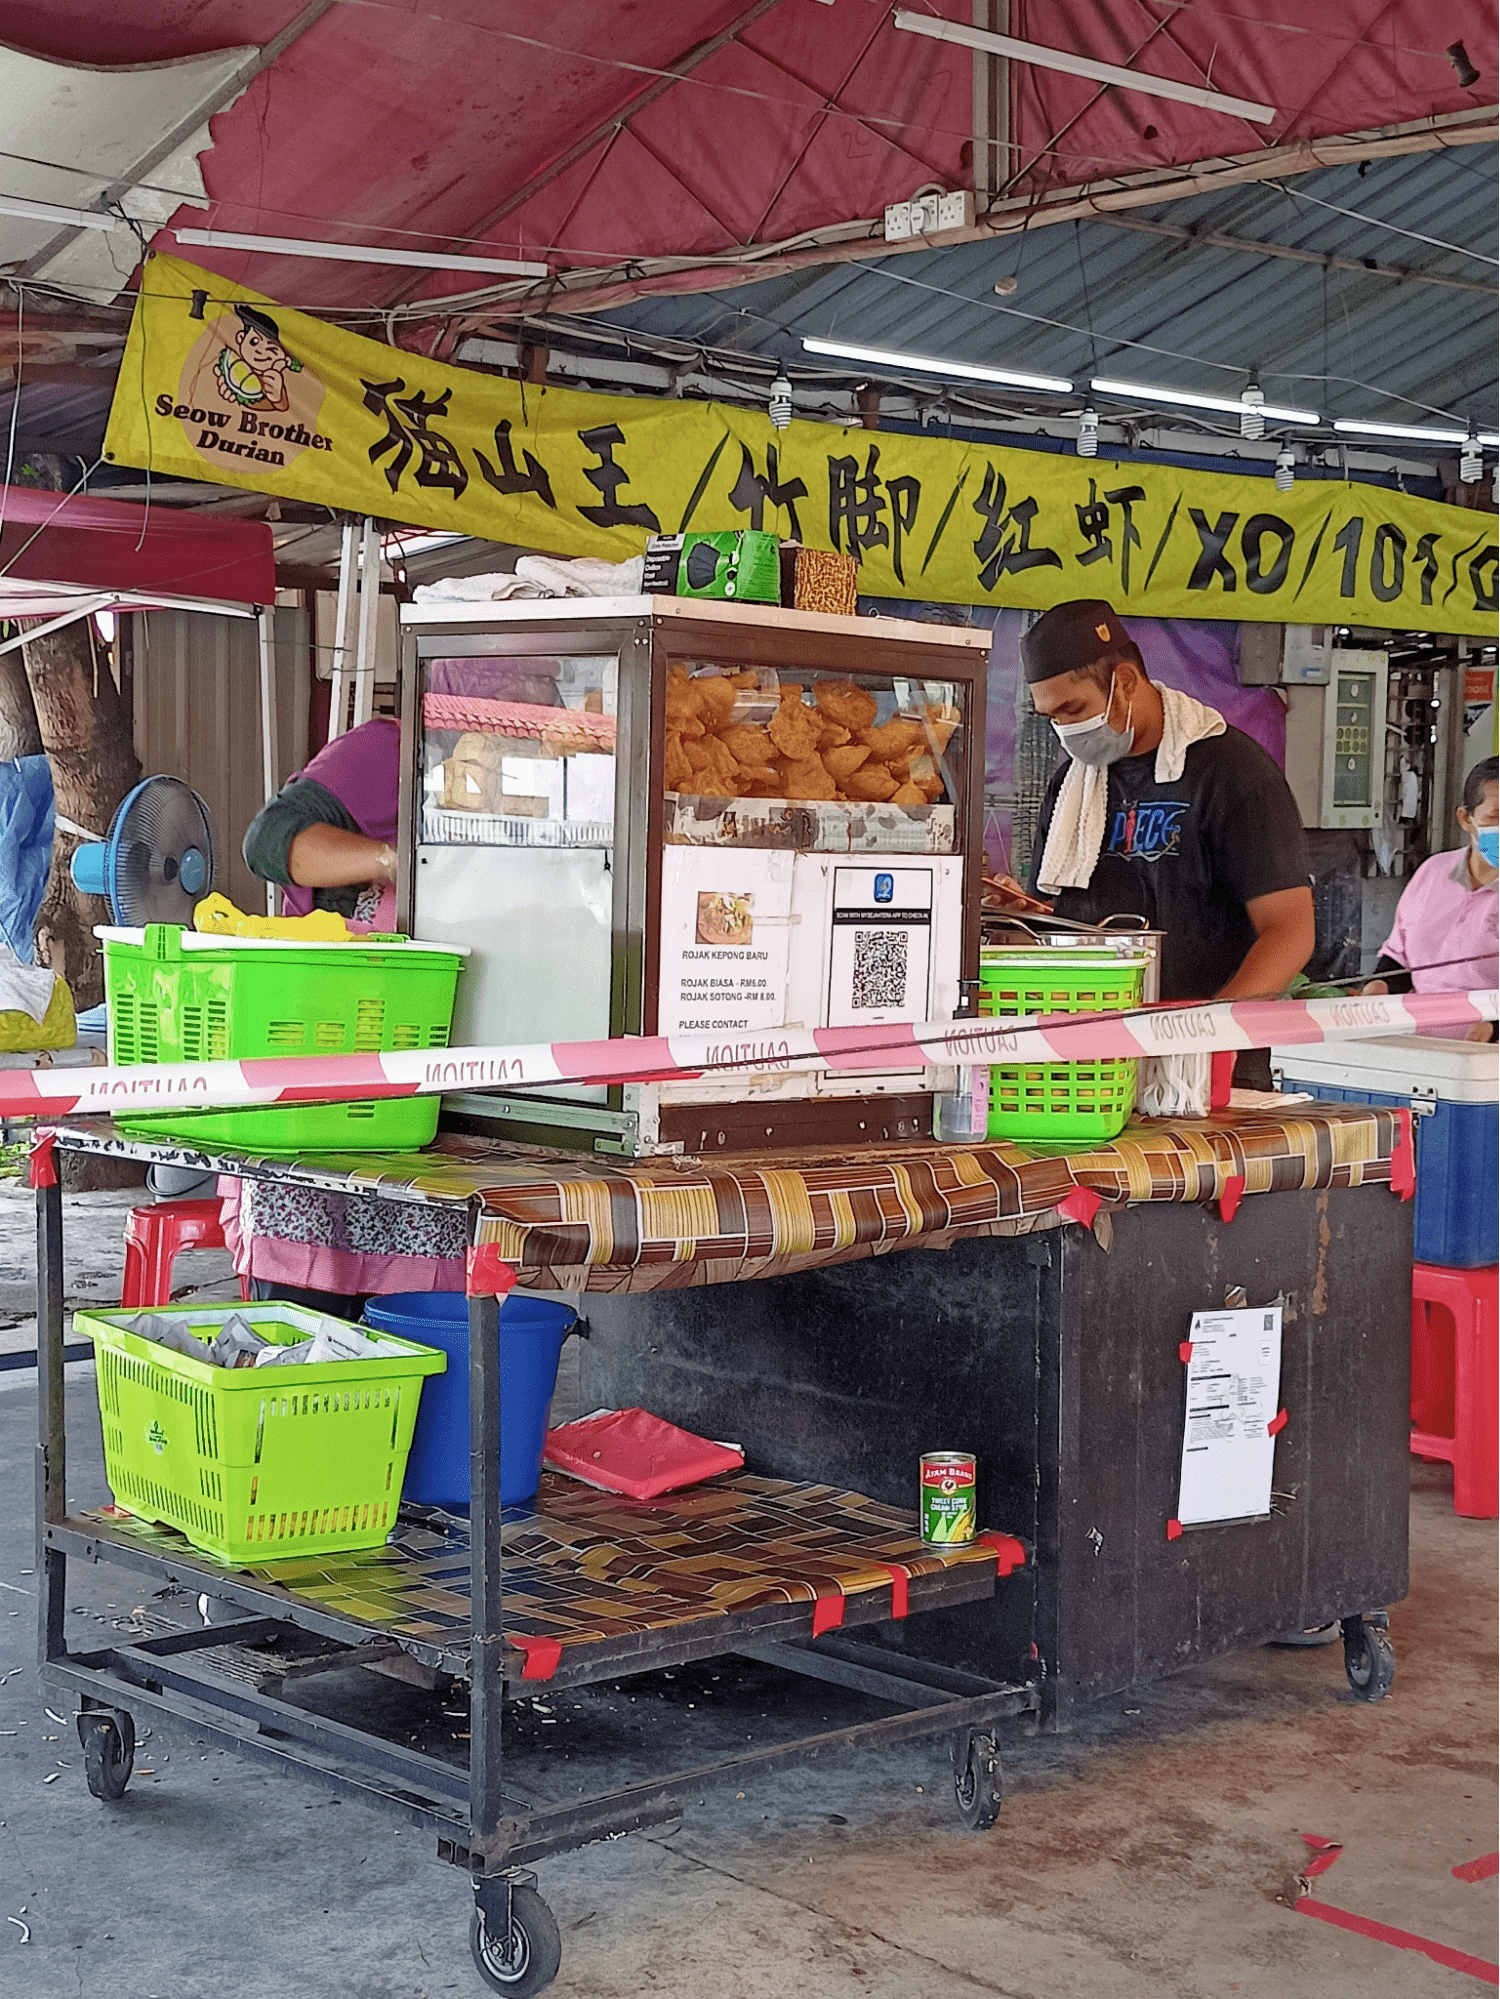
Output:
[0,972,75,1053]
[193,893,354,941]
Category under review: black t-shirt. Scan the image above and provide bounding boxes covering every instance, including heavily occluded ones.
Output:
[1027,726,1310,1001]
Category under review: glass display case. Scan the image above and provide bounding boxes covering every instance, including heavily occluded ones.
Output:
[399,596,989,1154]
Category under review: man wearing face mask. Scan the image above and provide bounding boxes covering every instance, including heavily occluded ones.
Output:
[1023,600,1315,1018]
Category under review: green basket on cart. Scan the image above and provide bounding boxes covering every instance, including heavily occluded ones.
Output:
[76,1303,446,1566]
[98,924,466,1153]
[978,947,1152,1144]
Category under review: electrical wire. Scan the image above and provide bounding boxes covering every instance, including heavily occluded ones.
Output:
[1271,180,1500,268]
[0,285,21,541]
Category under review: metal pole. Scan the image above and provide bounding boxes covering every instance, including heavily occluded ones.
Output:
[257,609,281,915]
[469,1290,505,1845]
[327,518,360,739]
[35,1174,66,1667]
[351,517,380,730]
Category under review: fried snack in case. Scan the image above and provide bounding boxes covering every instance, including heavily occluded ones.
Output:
[813,679,877,732]
[782,758,838,800]
[768,694,822,761]
[860,718,929,764]
[844,764,900,802]
[823,743,872,783]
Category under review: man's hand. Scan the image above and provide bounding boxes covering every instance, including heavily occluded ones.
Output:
[1215,885,1316,1000]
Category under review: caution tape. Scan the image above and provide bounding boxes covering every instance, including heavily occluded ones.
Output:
[0,987,1493,1125]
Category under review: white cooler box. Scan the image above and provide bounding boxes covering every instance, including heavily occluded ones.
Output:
[1272,1034,1498,1268]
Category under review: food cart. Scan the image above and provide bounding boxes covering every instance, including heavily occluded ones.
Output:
[33,1094,1413,1993]
[25,597,1421,1994]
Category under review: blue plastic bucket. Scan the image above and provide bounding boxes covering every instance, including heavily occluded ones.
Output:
[363,1292,577,1508]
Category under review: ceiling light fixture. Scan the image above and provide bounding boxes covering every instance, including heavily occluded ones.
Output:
[768,374,793,430]
[176,227,549,278]
[0,193,124,232]
[1092,376,1320,424]
[1274,446,1296,492]
[1333,417,1500,446]
[892,10,1276,124]
[802,335,1071,395]
[1076,407,1098,458]
[1240,377,1265,439]
[1460,430,1484,483]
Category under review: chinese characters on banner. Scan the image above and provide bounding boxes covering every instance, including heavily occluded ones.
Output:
[104,255,1497,635]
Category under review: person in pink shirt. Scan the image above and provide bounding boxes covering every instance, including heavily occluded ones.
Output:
[1365,755,1497,1041]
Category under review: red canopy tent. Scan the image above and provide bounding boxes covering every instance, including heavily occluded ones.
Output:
[0,485,275,619]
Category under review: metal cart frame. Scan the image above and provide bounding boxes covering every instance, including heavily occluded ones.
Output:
[34,1130,1037,1994]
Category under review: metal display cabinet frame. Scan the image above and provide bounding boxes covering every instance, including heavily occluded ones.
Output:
[397,597,991,1157]
[35,1130,1035,1996]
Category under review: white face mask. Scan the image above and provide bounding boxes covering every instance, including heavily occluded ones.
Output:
[1052,670,1136,767]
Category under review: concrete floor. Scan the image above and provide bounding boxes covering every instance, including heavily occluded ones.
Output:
[0,1178,1494,1997]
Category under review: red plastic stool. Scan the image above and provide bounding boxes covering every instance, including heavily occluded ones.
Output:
[1410,1262,1498,1519]
[120,1199,245,1309]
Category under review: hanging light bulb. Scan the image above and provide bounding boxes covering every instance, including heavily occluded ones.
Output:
[768,374,793,430]
[1077,406,1098,457]
[1460,427,1483,484]
[1274,446,1295,492]
[1240,376,1266,440]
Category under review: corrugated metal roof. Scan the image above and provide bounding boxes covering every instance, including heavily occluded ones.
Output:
[600,147,1498,434]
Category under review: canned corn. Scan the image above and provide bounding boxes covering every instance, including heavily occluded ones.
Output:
[920,1451,976,1546]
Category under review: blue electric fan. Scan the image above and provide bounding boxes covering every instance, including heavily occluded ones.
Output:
[69,776,217,926]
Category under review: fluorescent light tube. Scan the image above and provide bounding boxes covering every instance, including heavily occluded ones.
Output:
[0,193,124,232]
[892,10,1276,125]
[1333,418,1500,446]
[1091,376,1320,424]
[176,228,549,278]
[803,335,1071,395]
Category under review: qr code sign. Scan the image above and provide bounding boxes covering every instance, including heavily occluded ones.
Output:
[850,929,909,1009]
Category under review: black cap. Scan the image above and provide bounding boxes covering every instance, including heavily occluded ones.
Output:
[1021,599,1133,684]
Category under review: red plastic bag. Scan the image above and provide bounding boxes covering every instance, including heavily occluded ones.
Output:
[543,1407,744,1499]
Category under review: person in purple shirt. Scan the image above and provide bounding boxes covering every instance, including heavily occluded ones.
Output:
[242,716,401,930]
[1365,755,1497,1042]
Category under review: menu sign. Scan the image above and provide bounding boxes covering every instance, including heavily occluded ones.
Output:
[658,848,793,1035]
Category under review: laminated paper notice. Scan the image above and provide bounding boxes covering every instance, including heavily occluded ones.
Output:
[1176,1305,1284,1527]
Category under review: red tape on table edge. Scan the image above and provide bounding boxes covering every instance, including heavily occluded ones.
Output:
[978,1532,1026,1577]
[1166,1517,1183,1541]
[1390,1108,1416,1200]
[28,1131,57,1188]
[1179,1341,1194,1363]
[810,1593,846,1637]
[1267,1407,1289,1436]
[878,1565,910,1619]
[1299,1898,1499,1983]
[1055,1186,1102,1229]
[467,1244,518,1297]
[1219,1174,1246,1223]
[508,1632,563,1681]
[1455,1852,1500,1883]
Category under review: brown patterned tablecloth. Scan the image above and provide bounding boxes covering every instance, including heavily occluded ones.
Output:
[50,1104,1404,1295]
[75,1474,1023,1682]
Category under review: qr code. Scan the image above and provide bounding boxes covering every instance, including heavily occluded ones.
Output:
[851,929,908,1009]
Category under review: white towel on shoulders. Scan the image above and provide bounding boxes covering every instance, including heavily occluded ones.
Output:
[1035,684,1226,895]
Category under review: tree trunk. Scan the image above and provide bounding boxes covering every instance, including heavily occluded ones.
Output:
[0,647,42,759]
[24,617,141,1009]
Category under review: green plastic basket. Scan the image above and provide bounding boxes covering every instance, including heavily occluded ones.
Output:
[77,1303,446,1566]
[100,925,465,1153]
[979,947,1151,1144]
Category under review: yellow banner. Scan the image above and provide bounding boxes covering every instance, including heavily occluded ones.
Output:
[107,255,1497,634]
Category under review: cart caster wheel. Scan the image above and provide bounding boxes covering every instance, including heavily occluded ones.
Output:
[953,1730,1003,1833]
[470,1885,561,1994]
[1342,1618,1395,1702]
[79,1710,135,1800]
